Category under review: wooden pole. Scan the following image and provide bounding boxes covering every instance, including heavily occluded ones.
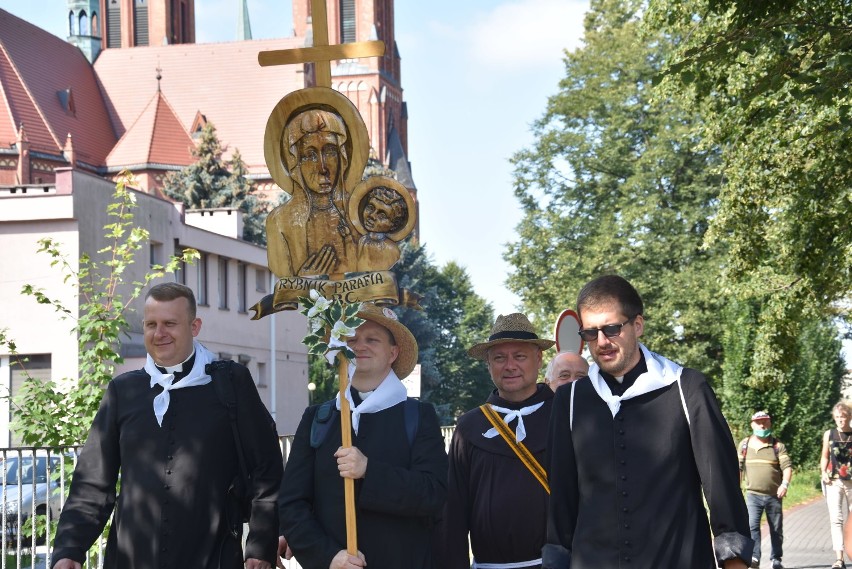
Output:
[337,352,358,555]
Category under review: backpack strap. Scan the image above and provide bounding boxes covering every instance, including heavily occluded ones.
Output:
[310,399,337,449]
[740,435,751,459]
[207,360,250,484]
[404,398,420,446]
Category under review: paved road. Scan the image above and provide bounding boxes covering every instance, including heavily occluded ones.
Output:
[756,496,840,569]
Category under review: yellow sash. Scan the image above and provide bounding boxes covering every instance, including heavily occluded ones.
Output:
[479,404,550,494]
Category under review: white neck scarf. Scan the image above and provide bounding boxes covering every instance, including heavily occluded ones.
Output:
[146,341,216,427]
[588,343,683,418]
[336,369,408,434]
[482,401,544,443]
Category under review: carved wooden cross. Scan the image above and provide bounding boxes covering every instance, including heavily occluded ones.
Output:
[257,1,387,558]
[257,0,385,87]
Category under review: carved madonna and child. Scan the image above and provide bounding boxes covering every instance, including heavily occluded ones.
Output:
[255,88,416,316]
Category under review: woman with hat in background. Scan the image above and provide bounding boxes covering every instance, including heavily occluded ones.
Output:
[821,401,852,569]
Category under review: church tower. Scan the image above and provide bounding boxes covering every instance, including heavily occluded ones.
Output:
[293,0,415,205]
[67,0,103,62]
[68,0,195,61]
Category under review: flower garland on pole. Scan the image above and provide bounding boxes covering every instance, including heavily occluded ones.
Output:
[300,289,364,364]
[299,289,364,549]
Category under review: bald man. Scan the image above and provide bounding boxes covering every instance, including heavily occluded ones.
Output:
[544,352,589,392]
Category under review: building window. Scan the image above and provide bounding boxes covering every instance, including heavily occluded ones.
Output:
[8,354,51,447]
[197,252,209,305]
[79,11,89,35]
[218,257,229,310]
[256,268,267,293]
[340,0,356,43]
[149,241,162,268]
[106,0,121,48]
[237,262,247,313]
[174,248,187,285]
[134,0,149,46]
[256,362,267,388]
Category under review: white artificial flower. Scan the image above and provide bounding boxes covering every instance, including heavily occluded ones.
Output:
[308,291,332,318]
[325,334,348,365]
[330,320,357,341]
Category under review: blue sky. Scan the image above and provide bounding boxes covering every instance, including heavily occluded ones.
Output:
[0,0,590,316]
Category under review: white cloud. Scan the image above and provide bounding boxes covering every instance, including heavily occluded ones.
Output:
[467,0,588,71]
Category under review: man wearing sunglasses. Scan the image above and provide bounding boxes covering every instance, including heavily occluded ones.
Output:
[543,275,753,569]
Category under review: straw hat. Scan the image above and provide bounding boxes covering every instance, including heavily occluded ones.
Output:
[467,313,555,360]
[355,303,419,378]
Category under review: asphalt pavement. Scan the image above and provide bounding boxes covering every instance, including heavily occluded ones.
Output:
[756,496,843,569]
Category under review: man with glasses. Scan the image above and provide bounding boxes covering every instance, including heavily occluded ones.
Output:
[543,275,753,569]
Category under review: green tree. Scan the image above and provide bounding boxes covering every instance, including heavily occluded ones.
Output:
[721,301,846,467]
[163,123,269,245]
[646,0,852,386]
[392,243,495,423]
[505,0,727,379]
[425,262,495,421]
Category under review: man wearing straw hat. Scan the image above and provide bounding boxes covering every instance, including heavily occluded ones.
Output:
[278,303,447,569]
[440,312,555,569]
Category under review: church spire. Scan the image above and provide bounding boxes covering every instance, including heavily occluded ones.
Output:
[237,0,253,40]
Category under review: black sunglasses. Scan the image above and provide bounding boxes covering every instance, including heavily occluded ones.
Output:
[578,317,635,342]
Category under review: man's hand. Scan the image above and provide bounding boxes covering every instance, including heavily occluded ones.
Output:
[52,561,81,569]
[723,559,748,569]
[335,446,368,479]
[777,484,788,499]
[277,536,294,568]
[245,559,271,569]
[329,549,366,568]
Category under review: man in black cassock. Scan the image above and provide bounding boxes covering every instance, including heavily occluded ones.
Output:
[544,275,753,568]
[440,312,555,569]
[277,303,447,569]
[52,282,283,569]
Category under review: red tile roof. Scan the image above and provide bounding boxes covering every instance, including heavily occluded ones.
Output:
[94,38,305,175]
[0,9,117,166]
[106,90,195,168]
[0,8,305,177]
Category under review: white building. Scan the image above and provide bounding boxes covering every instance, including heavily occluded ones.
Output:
[0,168,309,444]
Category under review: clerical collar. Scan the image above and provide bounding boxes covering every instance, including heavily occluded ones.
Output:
[157,350,196,375]
[600,350,647,397]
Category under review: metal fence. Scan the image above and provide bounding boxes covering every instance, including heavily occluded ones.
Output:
[0,427,455,569]
[0,446,83,569]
